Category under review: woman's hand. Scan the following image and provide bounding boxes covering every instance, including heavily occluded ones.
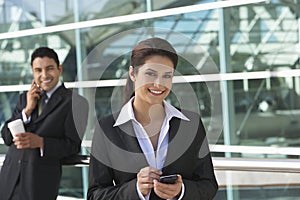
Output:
[137,166,162,196]
[153,174,183,199]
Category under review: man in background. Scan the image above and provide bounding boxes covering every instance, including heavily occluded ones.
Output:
[0,47,89,200]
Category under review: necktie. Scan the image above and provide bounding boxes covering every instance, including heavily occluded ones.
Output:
[38,93,48,116]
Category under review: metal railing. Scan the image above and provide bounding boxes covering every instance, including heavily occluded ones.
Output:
[1,140,300,171]
[211,144,300,157]
[213,157,300,173]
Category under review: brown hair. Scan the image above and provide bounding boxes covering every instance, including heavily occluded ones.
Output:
[123,38,178,104]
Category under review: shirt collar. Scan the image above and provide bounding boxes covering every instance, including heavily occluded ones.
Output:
[164,100,190,121]
[45,81,62,99]
[114,97,189,127]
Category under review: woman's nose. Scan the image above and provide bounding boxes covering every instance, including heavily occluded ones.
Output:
[153,77,162,87]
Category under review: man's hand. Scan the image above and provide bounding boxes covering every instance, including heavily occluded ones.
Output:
[24,80,42,117]
[153,174,183,199]
[137,166,162,196]
[13,132,44,150]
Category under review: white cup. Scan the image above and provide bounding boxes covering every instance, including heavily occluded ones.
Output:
[7,119,25,138]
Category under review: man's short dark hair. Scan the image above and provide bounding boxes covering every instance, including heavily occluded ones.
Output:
[31,47,60,67]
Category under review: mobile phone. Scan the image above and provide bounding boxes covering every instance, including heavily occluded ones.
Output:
[34,81,44,96]
[34,81,40,88]
[159,174,178,184]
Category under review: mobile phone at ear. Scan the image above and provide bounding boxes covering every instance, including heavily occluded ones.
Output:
[34,82,44,96]
[34,81,40,88]
[159,174,178,184]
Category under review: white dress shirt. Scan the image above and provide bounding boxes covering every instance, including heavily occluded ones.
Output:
[114,98,189,200]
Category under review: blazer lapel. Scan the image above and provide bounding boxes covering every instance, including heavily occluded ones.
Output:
[34,85,65,123]
[31,107,39,122]
[117,121,143,153]
[164,117,181,169]
[168,117,180,141]
[112,121,149,170]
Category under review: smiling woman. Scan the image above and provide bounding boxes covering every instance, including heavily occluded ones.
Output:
[88,38,218,200]
[130,56,174,110]
[123,37,178,105]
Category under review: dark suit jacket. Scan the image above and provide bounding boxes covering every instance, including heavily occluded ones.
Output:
[88,109,218,200]
[0,84,89,200]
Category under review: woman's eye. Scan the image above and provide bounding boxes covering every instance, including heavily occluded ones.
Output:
[164,74,172,78]
[146,72,156,77]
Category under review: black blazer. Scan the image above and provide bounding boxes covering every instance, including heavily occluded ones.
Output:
[88,109,218,200]
[0,84,89,200]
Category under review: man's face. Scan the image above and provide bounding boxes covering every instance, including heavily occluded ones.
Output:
[32,57,62,92]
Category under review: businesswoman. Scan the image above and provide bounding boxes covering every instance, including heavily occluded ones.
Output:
[88,37,218,200]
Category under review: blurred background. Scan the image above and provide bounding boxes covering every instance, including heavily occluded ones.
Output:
[0,0,300,199]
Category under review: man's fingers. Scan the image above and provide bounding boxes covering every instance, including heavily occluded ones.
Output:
[31,79,35,87]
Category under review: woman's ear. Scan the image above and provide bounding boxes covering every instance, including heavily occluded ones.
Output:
[129,66,136,82]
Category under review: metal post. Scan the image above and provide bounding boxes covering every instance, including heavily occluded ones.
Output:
[40,0,46,26]
[218,4,239,200]
[146,0,152,12]
[74,0,88,198]
[295,0,300,96]
[218,6,238,157]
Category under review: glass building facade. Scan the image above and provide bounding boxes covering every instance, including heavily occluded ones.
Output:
[0,0,300,199]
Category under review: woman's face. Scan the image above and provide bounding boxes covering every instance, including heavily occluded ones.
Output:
[130,55,175,106]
